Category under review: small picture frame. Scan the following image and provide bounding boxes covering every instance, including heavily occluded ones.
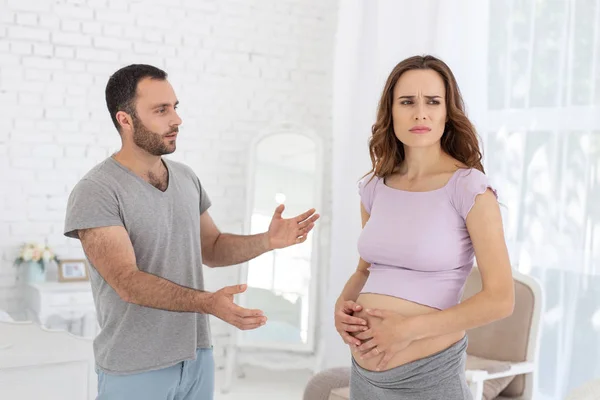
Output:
[58,259,89,282]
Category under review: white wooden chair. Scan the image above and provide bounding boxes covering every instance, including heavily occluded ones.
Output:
[463,267,544,400]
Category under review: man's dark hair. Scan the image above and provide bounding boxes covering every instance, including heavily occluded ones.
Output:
[105,64,168,132]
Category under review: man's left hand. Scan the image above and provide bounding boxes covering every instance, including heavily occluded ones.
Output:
[267,204,319,249]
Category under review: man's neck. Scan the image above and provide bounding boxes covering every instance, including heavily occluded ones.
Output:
[113,148,164,178]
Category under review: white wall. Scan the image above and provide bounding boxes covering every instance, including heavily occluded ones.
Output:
[0,0,338,365]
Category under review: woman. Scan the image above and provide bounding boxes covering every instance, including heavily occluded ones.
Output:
[334,55,515,399]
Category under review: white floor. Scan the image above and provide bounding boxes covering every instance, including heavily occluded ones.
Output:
[214,366,312,400]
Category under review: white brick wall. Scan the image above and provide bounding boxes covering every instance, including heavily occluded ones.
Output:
[0,0,338,363]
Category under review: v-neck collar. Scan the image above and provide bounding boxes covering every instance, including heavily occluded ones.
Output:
[109,156,172,195]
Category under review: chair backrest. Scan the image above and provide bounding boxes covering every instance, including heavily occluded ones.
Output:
[461,267,544,399]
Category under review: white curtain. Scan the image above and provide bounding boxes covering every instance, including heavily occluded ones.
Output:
[325,1,600,399]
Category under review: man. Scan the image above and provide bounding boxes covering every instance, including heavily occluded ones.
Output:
[64,64,319,399]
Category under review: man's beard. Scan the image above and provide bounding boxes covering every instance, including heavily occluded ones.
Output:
[131,115,178,156]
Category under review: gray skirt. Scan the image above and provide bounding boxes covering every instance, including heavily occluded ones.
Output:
[350,335,472,400]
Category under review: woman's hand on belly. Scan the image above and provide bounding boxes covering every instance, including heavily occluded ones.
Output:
[352,309,417,371]
[334,300,369,346]
[350,295,467,372]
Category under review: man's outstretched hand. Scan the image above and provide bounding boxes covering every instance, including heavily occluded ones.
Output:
[207,284,266,330]
[267,204,320,249]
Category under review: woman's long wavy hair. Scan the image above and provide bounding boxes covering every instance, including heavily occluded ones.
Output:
[365,55,484,180]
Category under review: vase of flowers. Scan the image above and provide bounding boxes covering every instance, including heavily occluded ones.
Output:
[14,243,60,283]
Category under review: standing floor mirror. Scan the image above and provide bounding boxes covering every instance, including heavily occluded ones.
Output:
[222,127,323,391]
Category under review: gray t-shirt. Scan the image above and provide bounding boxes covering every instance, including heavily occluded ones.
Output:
[64,156,212,374]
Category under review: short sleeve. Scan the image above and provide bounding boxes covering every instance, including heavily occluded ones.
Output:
[199,181,212,214]
[450,169,498,220]
[358,173,379,214]
[64,179,124,239]
[177,162,212,215]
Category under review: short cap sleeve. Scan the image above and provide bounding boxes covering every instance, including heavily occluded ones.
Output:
[450,169,498,219]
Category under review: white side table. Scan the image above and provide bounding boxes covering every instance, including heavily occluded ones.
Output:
[24,282,98,338]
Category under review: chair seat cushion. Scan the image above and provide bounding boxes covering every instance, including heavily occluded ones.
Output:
[303,367,350,400]
[481,377,516,400]
[466,354,516,400]
[328,387,349,400]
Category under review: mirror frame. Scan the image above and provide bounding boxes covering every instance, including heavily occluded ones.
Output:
[235,125,324,352]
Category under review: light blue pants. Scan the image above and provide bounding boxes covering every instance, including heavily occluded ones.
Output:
[97,348,214,400]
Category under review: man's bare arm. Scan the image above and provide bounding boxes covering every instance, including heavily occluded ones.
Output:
[79,226,213,312]
[200,212,271,267]
[200,207,318,267]
[77,226,266,329]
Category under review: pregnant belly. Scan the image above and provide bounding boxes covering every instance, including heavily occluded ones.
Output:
[351,293,465,372]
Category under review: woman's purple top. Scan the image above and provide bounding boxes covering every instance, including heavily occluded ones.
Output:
[357,168,497,310]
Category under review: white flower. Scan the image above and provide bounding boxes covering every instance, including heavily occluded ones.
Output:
[42,249,53,262]
[32,248,42,261]
[22,248,34,261]
[17,242,58,265]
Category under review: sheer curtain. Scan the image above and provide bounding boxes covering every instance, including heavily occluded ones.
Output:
[325,1,600,399]
[484,1,600,398]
